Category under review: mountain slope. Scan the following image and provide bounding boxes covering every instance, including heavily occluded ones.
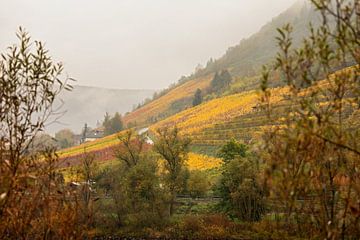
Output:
[122,1,317,127]
[123,74,213,127]
[57,0,327,163]
[210,0,316,79]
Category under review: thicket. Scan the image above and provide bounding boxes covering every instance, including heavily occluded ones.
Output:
[261,0,360,239]
[0,28,83,239]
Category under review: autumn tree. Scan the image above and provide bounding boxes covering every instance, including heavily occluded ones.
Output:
[261,0,360,238]
[108,130,167,227]
[115,130,146,168]
[79,150,98,230]
[0,28,82,238]
[187,170,210,198]
[154,127,191,216]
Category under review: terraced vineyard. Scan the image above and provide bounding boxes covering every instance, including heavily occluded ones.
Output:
[123,74,213,126]
[59,68,357,167]
[57,130,127,158]
[150,89,262,135]
[149,86,289,154]
[190,101,289,147]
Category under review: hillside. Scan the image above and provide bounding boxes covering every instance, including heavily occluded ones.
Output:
[59,65,357,162]
[57,0,318,163]
[121,1,317,127]
[208,0,316,79]
[57,84,288,163]
[57,0,347,166]
[123,74,213,127]
[46,85,156,134]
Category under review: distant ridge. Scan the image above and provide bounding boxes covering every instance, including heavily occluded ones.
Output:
[46,85,156,135]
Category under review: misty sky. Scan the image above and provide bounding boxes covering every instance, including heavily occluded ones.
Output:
[1,0,296,90]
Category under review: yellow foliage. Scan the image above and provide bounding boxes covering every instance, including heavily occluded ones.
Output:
[57,130,127,158]
[151,90,261,135]
[123,74,213,126]
[186,153,222,170]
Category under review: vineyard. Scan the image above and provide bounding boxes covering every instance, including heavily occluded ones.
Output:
[150,86,289,149]
[57,130,129,158]
[123,74,213,126]
[58,70,357,169]
[58,86,289,166]
[59,148,223,182]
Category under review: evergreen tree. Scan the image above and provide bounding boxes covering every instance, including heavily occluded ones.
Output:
[103,112,123,136]
[110,112,123,134]
[210,69,232,93]
[192,88,203,106]
[103,112,111,135]
[210,71,221,91]
[220,69,232,87]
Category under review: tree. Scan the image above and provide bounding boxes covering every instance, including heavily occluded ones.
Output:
[103,112,111,135]
[111,112,123,133]
[217,141,265,221]
[103,133,167,228]
[261,1,360,238]
[220,69,232,86]
[187,170,210,198]
[0,28,81,238]
[55,129,75,149]
[217,139,247,163]
[115,130,146,168]
[218,157,265,222]
[103,112,124,136]
[79,150,98,229]
[192,88,203,107]
[154,127,191,216]
[210,69,232,93]
[123,159,167,226]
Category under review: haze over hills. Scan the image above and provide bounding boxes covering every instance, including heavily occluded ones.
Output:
[45,1,315,135]
[46,85,156,135]
[59,0,323,157]
[123,0,318,127]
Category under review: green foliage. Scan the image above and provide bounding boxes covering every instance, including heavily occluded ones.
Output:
[96,159,167,229]
[192,88,203,107]
[55,129,75,149]
[187,170,211,198]
[218,157,266,222]
[217,138,247,162]
[103,112,124,136]
[210,70,232,93]
[154,127,191,216]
